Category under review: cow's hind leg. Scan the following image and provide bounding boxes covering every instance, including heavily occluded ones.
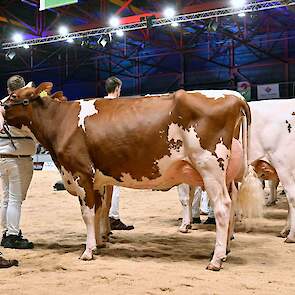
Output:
[271,163,295,242]
[99,186,113,242]
[196,162,230,271]
[227,181,238,256]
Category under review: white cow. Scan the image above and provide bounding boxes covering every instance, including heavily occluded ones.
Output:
[249,99,295,242]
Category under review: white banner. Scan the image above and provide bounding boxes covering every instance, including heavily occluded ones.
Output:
[257,83,280,100]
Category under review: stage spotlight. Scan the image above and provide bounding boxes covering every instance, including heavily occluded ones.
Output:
[109,16,120,27]
[66,38,74,43]
[116,30,124,37]
[12,33,23,43]
[23,44,30,49]
[163,7,176,18]
[238,12,246,17]
[58,25,69,36]
[5,50,16,61]
[171,22,179,27]
[100,38,107,47]
[231,0,246,9]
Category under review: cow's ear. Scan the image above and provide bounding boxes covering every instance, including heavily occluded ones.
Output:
[51,91,67,102]
[35,82,53,97]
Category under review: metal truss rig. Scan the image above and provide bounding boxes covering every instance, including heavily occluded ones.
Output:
[2,0,295,49]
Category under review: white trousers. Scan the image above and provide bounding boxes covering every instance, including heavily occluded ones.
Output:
[0,157,33,235]
[178,185,215,219]
[109,185,120,220]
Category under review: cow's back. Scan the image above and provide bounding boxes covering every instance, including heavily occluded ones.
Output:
[249,99,295,162]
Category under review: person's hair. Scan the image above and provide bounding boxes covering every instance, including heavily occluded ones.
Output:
[7,75,26,92]
[105,76,122,94]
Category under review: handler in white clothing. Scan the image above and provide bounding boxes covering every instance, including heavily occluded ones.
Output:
[104,76,134,231]
[0,75,35,249]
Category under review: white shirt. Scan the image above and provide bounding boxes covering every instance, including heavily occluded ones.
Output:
[104,94,117,99]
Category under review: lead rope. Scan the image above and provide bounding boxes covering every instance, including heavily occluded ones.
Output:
[2,122,17,150]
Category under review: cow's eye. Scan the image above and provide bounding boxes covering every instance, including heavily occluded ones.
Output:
[11,93,17,100]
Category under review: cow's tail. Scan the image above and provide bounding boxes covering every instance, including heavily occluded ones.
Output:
[237,100,265,220]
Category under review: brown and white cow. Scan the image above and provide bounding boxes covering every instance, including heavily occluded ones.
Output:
[1,83,263,271]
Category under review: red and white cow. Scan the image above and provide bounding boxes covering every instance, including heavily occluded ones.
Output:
[1,83,263,271]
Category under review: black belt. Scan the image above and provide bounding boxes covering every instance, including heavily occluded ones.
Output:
[0,154,31,158]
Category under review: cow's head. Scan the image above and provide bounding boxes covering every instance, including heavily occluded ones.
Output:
[2,82,53,128]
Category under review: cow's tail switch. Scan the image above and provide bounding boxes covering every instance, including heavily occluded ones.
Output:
[237,100,265,220]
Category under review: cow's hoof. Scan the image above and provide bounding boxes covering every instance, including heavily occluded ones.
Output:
[278,230,290,238]
[284,237,295,243]
[79,250,93,260]
[206,262,222,271]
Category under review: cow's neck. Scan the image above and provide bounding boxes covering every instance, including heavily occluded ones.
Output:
[27,98,66,162]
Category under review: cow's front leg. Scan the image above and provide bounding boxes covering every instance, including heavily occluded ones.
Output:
[79,196,97,260]
[77,176,100,260]
[266,179,279,206]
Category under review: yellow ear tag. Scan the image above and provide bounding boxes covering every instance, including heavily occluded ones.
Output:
[39,90,48,98]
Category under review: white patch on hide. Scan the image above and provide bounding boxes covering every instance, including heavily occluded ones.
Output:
[78,100,98,132]
[60,166,86,197]
[155,123,186,175]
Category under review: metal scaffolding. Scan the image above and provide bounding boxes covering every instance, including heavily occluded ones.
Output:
[2,0,295,49]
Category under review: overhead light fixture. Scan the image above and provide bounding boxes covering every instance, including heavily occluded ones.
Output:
[23,44,30,49]
[231,0,247,9]
[171,22,179,27]
[5,50,16,61]
[238,12,246,17]
[109,16,120,27]
[58,25,69,36]
[12,33,23,43]
[207,19,218,32]
[163,7,176,18]
[100,38,107,47]
[116,30,124,37]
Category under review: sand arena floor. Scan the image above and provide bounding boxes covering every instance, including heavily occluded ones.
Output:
[0,171,294,295]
